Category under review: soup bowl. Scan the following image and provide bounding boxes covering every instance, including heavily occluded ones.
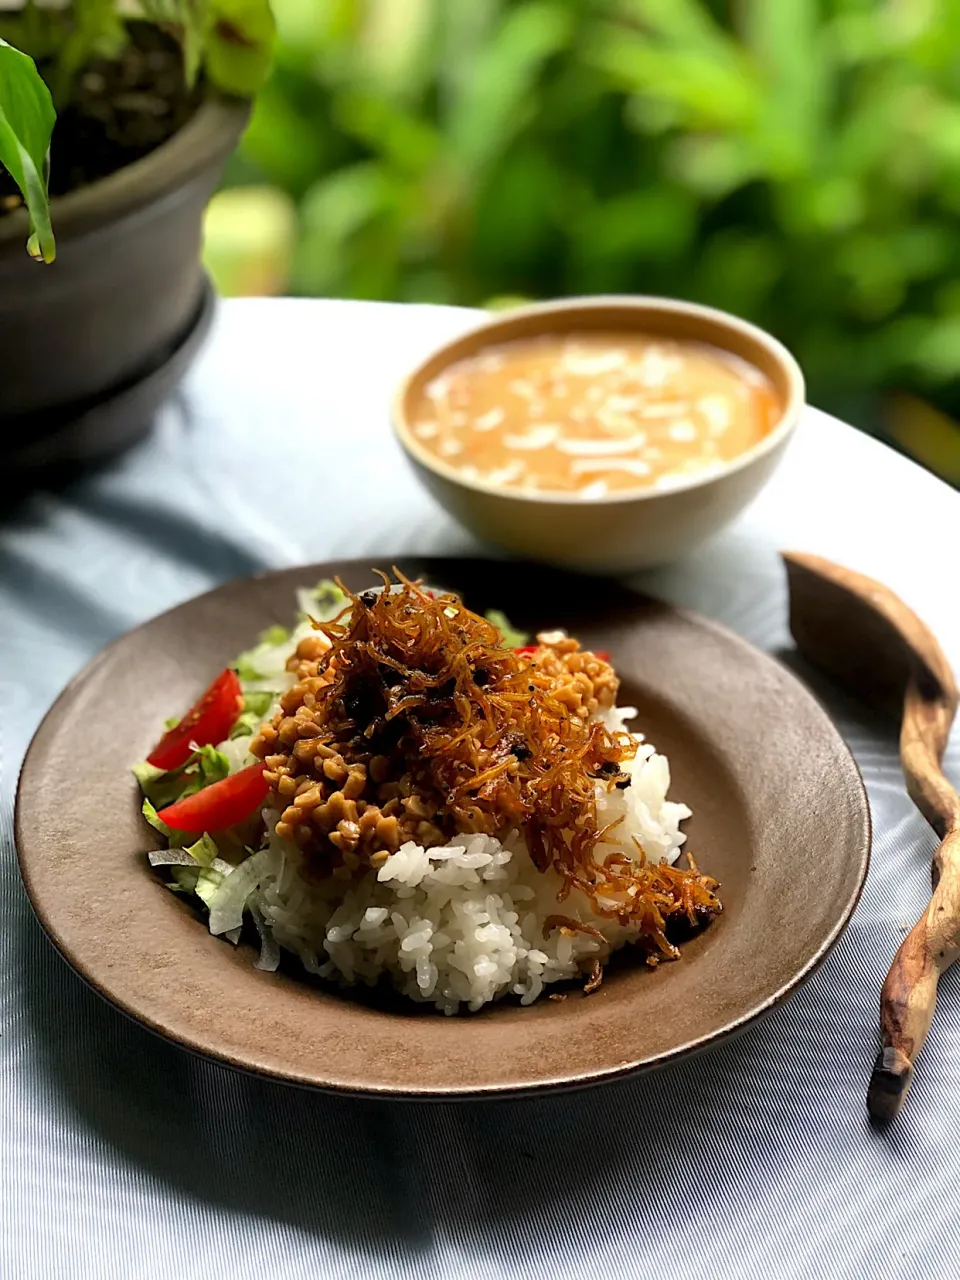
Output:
[392,297,804,572]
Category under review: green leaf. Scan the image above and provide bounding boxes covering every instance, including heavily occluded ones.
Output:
[133,745,231,808]
[194,865,227,906]
[138,0,208,86]
[230,710,264,739]
[297,162,390,266]
[334,90,439,176]
[204,0,277,96]
[55,0,125,106]
[259,624,289,647]
[243,689,275,716]
[356,0,434,99]
[133,761,190,809]
[742,0,829,173]
[485,609,529,648]
[611,0,740,61]
[167,865,201,894]
[234,620,292,680]
[577,187,698,262]
[586,26,761,129]
[132,761,164,789]
[190,744,231,790]
[184,833,219,867]
[165,865,229,907]
[447,3,574,175]
[470,145,563,275]
[142,797,192,846]
[309,579,351,620]
[229,690,275,740]
[0,38,55,262]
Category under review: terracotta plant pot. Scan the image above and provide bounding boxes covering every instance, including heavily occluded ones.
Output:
[0,96,249,469]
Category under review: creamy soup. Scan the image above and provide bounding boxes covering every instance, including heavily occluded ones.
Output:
[409,333,782,497]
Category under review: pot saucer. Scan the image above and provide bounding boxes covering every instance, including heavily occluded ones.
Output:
[3,275,215,479]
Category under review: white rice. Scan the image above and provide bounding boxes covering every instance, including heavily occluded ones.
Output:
[210,591,691,1014]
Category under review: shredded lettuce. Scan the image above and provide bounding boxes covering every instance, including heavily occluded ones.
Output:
[184,832,219,868]
[485,609,529,648]
[189,745,230,789]
[234,623,291,681]
[207,849,273,936]
[235,654,270,683]
[132,761,184,809]
[161,867,233,932]
[149,845,233,906]
[149,846,232,872]
[194,866,226,907]
[297,578,350,624]
[230,710,263,740]
[259,624,289,648]
[229,689,275,740]
[243,689,275,717]
[166,865,199,894]
[250,902,280,971]
[141,797,191,845]
[133,745,231,808]
[311,579,350,619]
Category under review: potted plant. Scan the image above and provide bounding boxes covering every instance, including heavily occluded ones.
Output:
[0,0,275,471]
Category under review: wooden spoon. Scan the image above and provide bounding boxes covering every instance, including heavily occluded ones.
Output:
[782,551,960,1121]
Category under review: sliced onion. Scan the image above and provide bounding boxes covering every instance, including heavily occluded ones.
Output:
[206,849,273,936]
[250,903,281,972]
[147,848,233,874]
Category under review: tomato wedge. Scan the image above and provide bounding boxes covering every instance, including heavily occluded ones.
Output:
[147,669,243,771]
[157,763,269,833]
[516,645,538,655]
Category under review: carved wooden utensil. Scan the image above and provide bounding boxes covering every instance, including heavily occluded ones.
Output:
[782,551,960,1121]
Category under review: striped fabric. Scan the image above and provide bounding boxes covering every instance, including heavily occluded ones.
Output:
[1,300,958,1280]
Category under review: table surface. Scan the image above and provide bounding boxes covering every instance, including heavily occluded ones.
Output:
[3,298,959,1280]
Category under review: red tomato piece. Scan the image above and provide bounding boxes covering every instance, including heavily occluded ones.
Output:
[157,763,269,833]
[515,645,538,655]
[147,669,243,771]
[594,649,611,662]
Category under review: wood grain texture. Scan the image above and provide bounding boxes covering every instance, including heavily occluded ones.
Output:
[782,551,960,1121]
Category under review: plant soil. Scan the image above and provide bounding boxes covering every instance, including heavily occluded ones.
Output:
[0,22,200,215]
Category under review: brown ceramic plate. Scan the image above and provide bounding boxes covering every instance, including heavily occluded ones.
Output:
[15,558,870,1098]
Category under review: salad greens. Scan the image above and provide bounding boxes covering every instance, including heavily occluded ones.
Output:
[229,688,274,739]
[133,743,231,808]
[141,796,192,845]
[234,628,288,683]
[135,579,531,961]
[485,609,529,649]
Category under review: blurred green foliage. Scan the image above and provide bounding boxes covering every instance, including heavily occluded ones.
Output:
[217,0,960,420]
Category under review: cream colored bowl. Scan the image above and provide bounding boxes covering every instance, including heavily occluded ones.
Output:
[392,297,804,572]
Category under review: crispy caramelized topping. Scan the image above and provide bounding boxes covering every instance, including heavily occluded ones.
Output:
[250,572,720,950]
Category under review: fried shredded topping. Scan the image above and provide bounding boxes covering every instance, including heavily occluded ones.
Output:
[250,572,720,962]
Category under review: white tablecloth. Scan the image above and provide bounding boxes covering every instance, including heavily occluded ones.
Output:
[2,299,959,1280]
